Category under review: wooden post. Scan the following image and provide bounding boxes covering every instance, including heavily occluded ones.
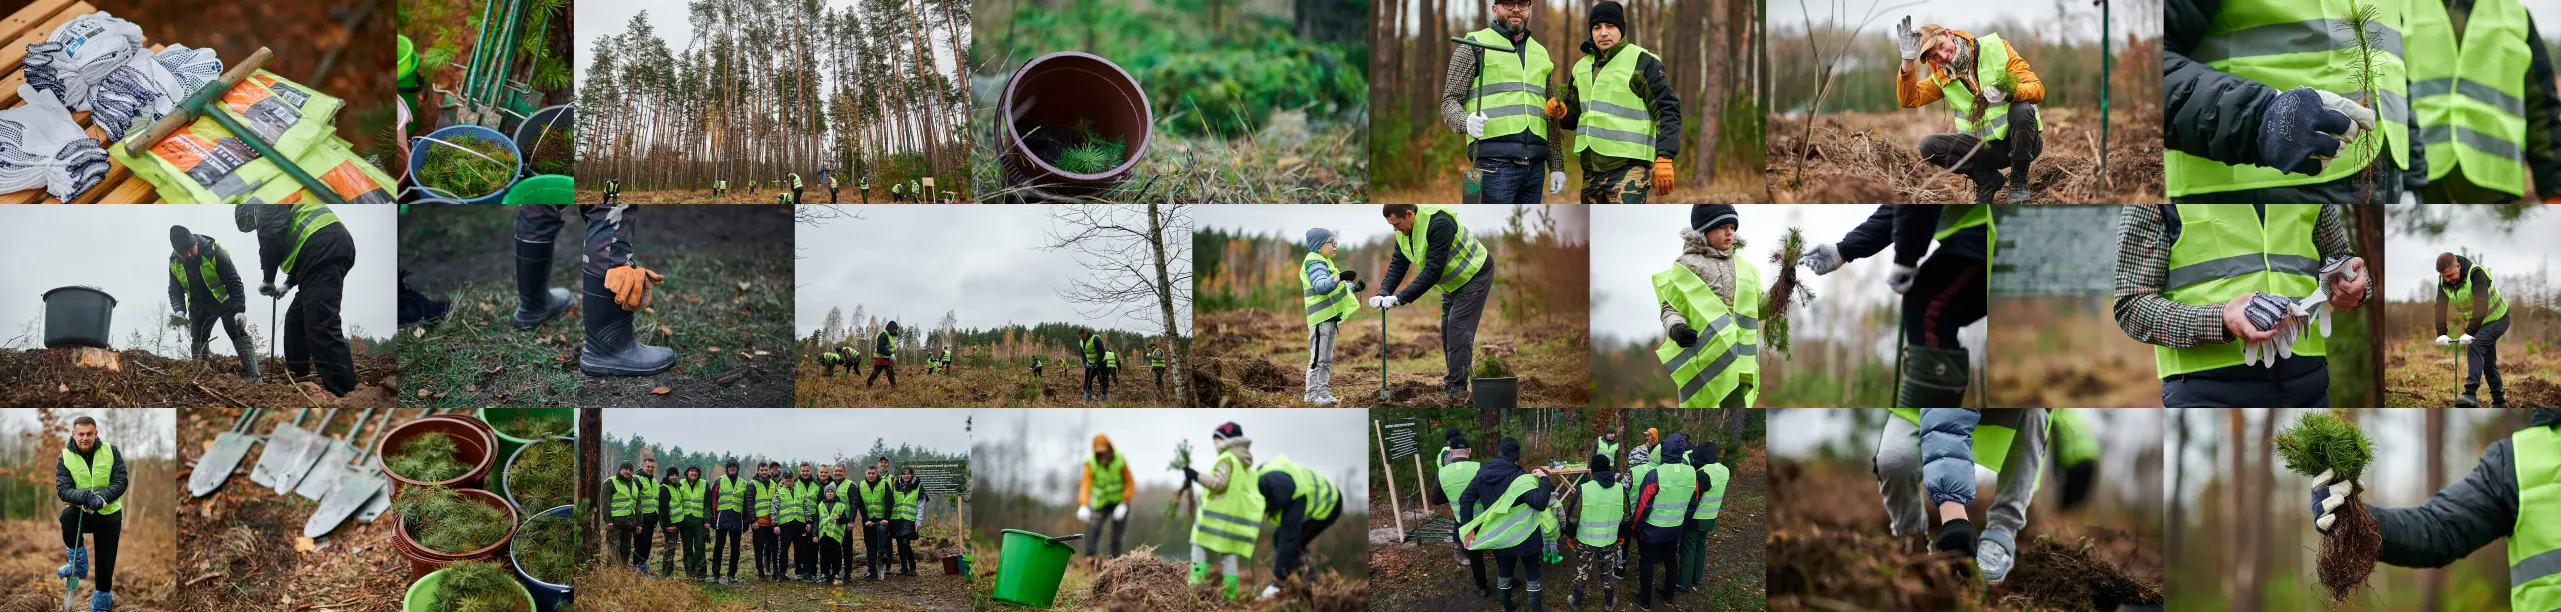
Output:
[1375,418,1405,540]
[1413,453,1431,522]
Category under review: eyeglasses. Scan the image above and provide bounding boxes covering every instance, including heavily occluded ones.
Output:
[1493,0,1531,7]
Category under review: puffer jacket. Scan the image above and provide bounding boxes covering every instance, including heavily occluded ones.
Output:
[2366,408,2561,568]
[1660,228,1737,338]
[1895,28,2045,108]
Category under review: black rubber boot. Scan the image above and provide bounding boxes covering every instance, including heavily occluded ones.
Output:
[1934,517,1977,555]
[2455,391,2480,407]
[513,240,572,329]
[1898,345,1971,408]
[1568,587,1582,612]
[1526,581,1545,612]
[1969,170,2004,204]
[580,271,675,376]
[1500,577,1516,612]
[1604,590,1617,611]
[229,315,262,382]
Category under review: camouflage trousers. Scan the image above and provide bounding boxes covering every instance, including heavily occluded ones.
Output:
[1574,540,1623,593]
[1579,164,1652,203]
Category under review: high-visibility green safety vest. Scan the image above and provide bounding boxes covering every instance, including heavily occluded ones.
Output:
[1936,203,1998,259]
[673,479,706,522]
[817,501,848,541]
[2511,423,2561,611]
[1574,480,1623,547]
[1644,461,1695,528]
[1149,351,1166,367]
[171,244,229,304]
[1302,252,1359,327]
[717,180,727,190]
[2167,0,2411,197]
[1889,408,2052,474]
[893,486,920,521]
[1464,28,1552,141]
[2444,262,2511,329]
[2409,0,2531,196]
[791,174,803,189]
[858,479,890,518]
[1462,473,1541,551]
[1436,452,1482,515]
[2054,409,2101,468]
[820,351,841,365]
[1595,437,1619,462]
[1931,34,2039,142]
[1652,257,1761,408]
[61,442,119,515]
[281,204,341,275]
[611,477,640,517]
[1088,453,1128,508]
[879,330,897,363]
[1261,455,1339,522]
[1192,451,1265,556]
[1105,351,1119,368]
[776,481,806,524]
[2154,204,2326,376]
[1693,462,1729,520]
[635,477,663,516]
[715,475,746,513]
[1394,205,1489,294]
[1626,458,1656,508]
[1570,43,1659,162]
[1081,336,1102,363]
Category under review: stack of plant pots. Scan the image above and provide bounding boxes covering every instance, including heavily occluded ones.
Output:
[386,410,575,612]
[490,409,579,610]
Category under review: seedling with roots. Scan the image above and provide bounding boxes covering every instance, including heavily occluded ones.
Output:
[1762,227,1817,356]
[2336,2,2386,203]
[2271,408,2379,602]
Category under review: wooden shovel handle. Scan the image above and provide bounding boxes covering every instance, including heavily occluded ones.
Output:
[123,47,275,157]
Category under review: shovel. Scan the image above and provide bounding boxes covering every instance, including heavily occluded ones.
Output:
[1378,298,1392,401]
[250,408,317,490]
[288,407,369,498]
[59,510,79,612]
[305,408,407,538]
[188,408,262,498]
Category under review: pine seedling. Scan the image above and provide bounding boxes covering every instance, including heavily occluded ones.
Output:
[2270,408,2379,602]
[506,439,575,512]
[387,432,468,482]
[431,560,527,612]
[1163,439,1195,521]
[1057,136,1129,175]
[397,485,511,554]
[2336,2,2386,204]
[1761,227,1817,357]
[513,513,577,586]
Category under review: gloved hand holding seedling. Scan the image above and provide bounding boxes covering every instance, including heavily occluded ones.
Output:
[2272,408,2378,603]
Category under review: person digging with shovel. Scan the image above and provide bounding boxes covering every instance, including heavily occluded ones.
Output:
[237,204,356,396]
[2109,204,2369,407]
[2434,252,2511,407]
[1374,204,1496,398]
[1893,17,2045,204]
[168,225,260,382]
[2310,408,2561,611]
[1443,0,1565,204]
[56,416,124,612]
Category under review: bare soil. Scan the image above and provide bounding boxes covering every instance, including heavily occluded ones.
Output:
[1766,108,2164,204]
[1767,459,2163,611]
[0,348,397,409]
[1191,308,1587,408]
[175,408,405,611]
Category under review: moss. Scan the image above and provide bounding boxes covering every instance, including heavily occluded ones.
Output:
[398,485,510,554]
[417,134,518,199]
[387,431,469,482]
[2271,408,2374,479]
[429,560,527,612]
[513,512,577,585]
[488,411,571,440]
[507,439,575,511]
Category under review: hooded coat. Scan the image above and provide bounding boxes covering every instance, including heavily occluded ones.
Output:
[1459,437,1549,557]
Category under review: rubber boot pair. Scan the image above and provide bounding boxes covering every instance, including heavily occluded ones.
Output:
[581,270,675,376]
[56,546,85,579]
[1898,345,1971,408]
[512,240,572,329]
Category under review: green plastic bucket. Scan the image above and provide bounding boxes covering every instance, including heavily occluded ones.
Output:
[500,174,574,204]
[404,564,536,612]
[992,529,1079,607]
[478,408,573,470]
[397,35,419,92]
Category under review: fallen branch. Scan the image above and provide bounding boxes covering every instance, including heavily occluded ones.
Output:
[194,381,251,409]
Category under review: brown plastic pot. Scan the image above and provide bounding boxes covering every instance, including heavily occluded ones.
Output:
[378,416,497,495]
[999,52,1153,201]
[392,487,519,581]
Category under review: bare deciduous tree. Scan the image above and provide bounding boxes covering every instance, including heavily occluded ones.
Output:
[1041,204,1195,405]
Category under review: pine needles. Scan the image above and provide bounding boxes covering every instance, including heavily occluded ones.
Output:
[1162,439,1195,521]
[2270,408,2380,602]
[388,432,469,482]
[417,135,518,199]
[513,512,577,586]
[2337,2,2386,203]
[1761,227,1817,356]
[428,560,528,612]
[489,412,572,440]
[1057,136,1130,175]
[2271,408,2374,479]
[398,485,511,554]
[507,439,575,512]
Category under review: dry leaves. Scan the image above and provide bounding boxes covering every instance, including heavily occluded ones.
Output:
[416,389,434,398]
[651,386,671,395]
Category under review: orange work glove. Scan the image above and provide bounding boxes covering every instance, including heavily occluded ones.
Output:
[2543,195,2561,204]
[603,264,664,312]
[1652,157,1676,196]
[1543,98,1568,120]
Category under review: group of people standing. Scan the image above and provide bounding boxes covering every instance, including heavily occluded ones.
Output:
[1442,428,1729,612]
[608,455,931,586]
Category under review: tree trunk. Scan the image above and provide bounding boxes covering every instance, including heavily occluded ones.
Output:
[2421,408,2446,612]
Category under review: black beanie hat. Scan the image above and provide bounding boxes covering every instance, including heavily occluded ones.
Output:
[1215,422,1245,441]
[1691,204,1738,233]
[169,225,192,252]
[1499,437,1523,462]
[1445,427,1469,449]
[1589,1,1627,33]
[1694,440,1719,466]
[1591,453,1613,473]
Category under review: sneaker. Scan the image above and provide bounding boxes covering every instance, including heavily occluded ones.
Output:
[1977,535,2016,583]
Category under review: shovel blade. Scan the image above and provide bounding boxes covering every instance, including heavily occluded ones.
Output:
[189,433,258,498]
[307,469,385,538]
[59,579,77,612]
[355,486,392,523]
[292,444,360,500]
[250,426,313,489]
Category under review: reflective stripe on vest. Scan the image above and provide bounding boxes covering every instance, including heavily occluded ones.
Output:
[1646,464,1695,528]
[1464,474,1541,550]
[893,486,920,521]
[2167,0,2412,197]
[1653,261,1759,408]
[777,481,806,524]
[1693,462,1730,520]
[1595,438,1619,462]
[2155,204,2326,376]
[281,204,340,274]
[673,479,706,521]
[818,501,848,541]
[172,245,228,304]
[1303,252,1359,327]
[1570,43,1659,161]
[860,479,891,517]
[1932,34,2039,141]
[1266,455,1340,522]
[1089,453,1129,508]
[2444,262,2511,328]
[1394,206,1489,294]
[62,442,119,515]
[611,478,639,516]
[2511,424,2561,611]
[1466,28,1553,141]
[1575,480,1624,547]
[2409,0,2530,195]
[716,476,746,513]
[636,478,662,516]
[1193,452,1264,556]
[1437,455,1483,515]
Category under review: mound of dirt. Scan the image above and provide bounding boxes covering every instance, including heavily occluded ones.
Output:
[1277,571,1370,612]
[1768,108,2165,203]
[1771,459,2163,610]
[1188,359,1236,407]
[1233,358,1297,392]
[0,348,396,408]
[1089,546,1193,612]
[2001,532,2165,609]
[1769,527,1976,610]
[2510,377,2561,408]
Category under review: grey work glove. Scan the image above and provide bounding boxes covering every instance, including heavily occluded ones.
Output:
[1893,16,1924,61]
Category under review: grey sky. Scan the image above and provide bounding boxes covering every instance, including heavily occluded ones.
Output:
[795,205,1186,338]
[1191,204,1589,246]
[0,408,176,459]
[2385,208,2561,304]
[0,205,397,357]
[2166,408,2504,515]
[973,408,1369,507]
[606,408,972,459]
[1591,205,1982,361]
[2534,2,2561,39]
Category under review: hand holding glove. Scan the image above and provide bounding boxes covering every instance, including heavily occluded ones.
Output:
[1888,264,1918,294]
[1652,157,1676,196]
[603,264,665,312]
[1548,171,1567,195]
[1465,112,1488,139]
[1182,466,1199,483]
[1894,16,1924,61]
[2311,469,2354,534]
[1984,83,2009,105]
[1669,323,1700,348]
[1113,503,1129,520]
[1077,506,1093,523]
[2323,256,2368,311]
[2255,87,2373,176]
[1801,243,1844,275]
[83,492,103,511]
[1543,98,1568,120]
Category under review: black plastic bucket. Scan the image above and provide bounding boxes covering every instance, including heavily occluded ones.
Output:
[514,105,575,179]
[41,286,116,349]
[1470,376,1518,410]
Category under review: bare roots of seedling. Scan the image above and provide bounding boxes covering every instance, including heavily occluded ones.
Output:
[2320,490,2381,603]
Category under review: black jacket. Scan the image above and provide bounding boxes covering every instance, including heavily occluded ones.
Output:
[1458,455,1548,557]
[246,205,355,287]
[1560,41,1683,164]
[168,234,247,318]
[1836,205,1989,267]
[56,441,128,509]
[2367,408,2560,568]
[2167,0,2427,203]
[1380,213,1496,304]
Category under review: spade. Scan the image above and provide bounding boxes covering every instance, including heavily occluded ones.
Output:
[305,408,408,538]
[290,407,373,499]
[188,408,262,498]
[251,408,318,491]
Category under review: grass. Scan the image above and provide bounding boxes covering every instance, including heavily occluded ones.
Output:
[427,560,527,612]
[526,125,574,176]
[506,439,575,512]
[398,287,582,408]
[387,432,469,482]
[418,134,518,199]
[513,511,576,586]
[398,486,512,554]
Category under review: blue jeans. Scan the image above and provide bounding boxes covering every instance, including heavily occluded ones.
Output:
[1476,159,1544,204]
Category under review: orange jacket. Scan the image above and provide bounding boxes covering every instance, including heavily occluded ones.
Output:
[1896,29,2044,109]
[1078,435,1135,507]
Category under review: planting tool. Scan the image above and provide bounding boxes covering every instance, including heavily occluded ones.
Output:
[59,510,78,612]
[1448,36,1518,204]
[1379,298,1392,401]
[122,47,345,203]
[307,408,408,538]
[251,408,316,490]
[293,407,375,499]
[189,408,262,498]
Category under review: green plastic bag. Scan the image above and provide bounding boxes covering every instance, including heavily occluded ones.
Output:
[113,69,389,203]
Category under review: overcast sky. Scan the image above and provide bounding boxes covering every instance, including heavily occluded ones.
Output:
[1191,204,1589,246]
[606,408,971,459]
[973,408,1370,507]
[0,408,175,459]
[0,206,396,357]
[2385,207,2560,303]
[1592,205,1982,359]
[795,205,1186,338]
